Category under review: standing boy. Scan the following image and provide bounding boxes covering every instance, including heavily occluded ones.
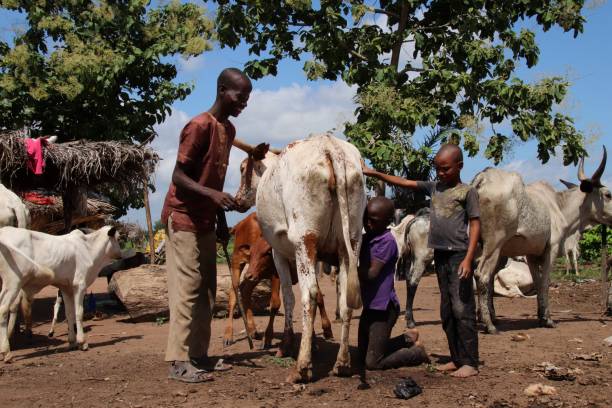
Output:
[362,144,480,378]
[161,68,268,383]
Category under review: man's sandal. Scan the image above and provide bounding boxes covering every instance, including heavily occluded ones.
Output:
[168,361,214,383]
[191,357,232,372]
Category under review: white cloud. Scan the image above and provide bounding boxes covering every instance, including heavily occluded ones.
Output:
[122,81,357,227]
[178,55,206,73]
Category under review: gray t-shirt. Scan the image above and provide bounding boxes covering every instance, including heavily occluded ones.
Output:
[416,181,480,251]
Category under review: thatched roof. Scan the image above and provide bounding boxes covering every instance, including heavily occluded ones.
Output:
[24,195,116,219]
[0,131,159,191]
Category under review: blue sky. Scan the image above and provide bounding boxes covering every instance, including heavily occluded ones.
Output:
[1,2,610,227]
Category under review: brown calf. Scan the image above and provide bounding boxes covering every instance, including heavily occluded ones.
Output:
[223,213,333,353]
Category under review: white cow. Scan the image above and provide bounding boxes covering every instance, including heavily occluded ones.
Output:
[234,133,366,383]
[389,210,434,328]
[472,148,611,334]
[493,258,536,298]
[0,226,122,361]
[0,183,30,228]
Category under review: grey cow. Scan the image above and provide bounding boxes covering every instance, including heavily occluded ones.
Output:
[472,147,611,334]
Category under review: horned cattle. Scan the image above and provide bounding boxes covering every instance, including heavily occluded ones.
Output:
[472,147,611,333]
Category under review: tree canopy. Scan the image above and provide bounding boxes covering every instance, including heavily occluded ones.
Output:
[0,0,214,143]
[213,0,588,198]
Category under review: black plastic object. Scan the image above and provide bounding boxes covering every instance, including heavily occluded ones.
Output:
[393,377,422,399]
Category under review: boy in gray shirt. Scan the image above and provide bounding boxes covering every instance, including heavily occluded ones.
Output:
[362,144,480,378]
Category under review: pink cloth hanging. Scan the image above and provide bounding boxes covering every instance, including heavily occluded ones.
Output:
[24,137,49,175]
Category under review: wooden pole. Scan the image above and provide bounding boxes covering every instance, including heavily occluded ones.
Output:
[143,180,155,264]
[601,225,608,313]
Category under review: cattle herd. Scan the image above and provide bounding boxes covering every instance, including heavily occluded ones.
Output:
[0,133,610,385]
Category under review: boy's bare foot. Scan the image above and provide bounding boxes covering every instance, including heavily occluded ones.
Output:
[450,365,478,378]
[436,361,457,372]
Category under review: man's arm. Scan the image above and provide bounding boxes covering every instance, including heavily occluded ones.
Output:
[458,217,480,279]
[233,138,269,160]
[172,162,236,210]
[362,165,419,189]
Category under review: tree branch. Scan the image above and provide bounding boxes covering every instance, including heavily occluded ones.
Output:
[350,50,369,61]
[373,8,400,19]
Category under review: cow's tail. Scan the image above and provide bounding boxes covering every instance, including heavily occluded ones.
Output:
[327,145,362,310]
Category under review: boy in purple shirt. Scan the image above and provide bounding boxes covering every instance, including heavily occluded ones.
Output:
[358,197,429,379]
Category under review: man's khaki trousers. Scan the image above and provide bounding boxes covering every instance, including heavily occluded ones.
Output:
[165,216,217,362]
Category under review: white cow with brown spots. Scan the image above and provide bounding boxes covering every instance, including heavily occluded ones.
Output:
[234,133,366,383]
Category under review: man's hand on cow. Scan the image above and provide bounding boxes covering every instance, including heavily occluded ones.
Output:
[210,191,236,211]
[250,143,269,161]
[457,258,473,280]
[360,159,374,176]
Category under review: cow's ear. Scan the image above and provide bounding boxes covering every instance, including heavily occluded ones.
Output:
[559,179,578,189]
[580,180,594,193]
[107,227,117,237]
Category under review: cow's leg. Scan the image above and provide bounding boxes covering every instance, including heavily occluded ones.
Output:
[0,281,21,361]
[19,290,34,339]
[475,248,501,334]
[273,252,295,358]
[332,253,353,377]
[73,286,88,350]
[7,293,20,341]
[334,272,341,323]
[61,290,77,349]
[239,274,262,340]
[263,273,281,349]
[572,249,579,277]
[405,260,426,328]
[48,291,63,337]
[286,244,318,384]
[223,261,244,347]
[530,251,555,328]
[316,282,333,339]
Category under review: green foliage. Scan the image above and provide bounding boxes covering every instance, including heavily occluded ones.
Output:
[216,236,235,264]
[579,225,612,262]
[153,219,165,233]
[212,0,588,201]
[0,0,214,143]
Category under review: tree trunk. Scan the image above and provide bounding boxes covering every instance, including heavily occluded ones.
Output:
[108,264,272,321]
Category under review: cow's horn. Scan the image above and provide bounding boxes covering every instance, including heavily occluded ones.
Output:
[577,156,587,181]
[591,146,607,186]
[269,147,281,155]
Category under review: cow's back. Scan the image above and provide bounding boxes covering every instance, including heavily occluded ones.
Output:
[256,133,365,260]
[472,168,550,256]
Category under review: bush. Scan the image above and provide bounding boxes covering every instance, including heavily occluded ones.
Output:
[579,225,612,262]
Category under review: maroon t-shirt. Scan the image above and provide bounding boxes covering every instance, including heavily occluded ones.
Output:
[161,112,235,232]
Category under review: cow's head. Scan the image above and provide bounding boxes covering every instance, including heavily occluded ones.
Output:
[577,146,612,226]
[104,226,123,260]
[234,151,279,212]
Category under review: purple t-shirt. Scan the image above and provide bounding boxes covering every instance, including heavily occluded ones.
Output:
[359,229,399,311]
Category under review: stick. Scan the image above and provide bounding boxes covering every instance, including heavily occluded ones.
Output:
[222,243,254,350]
[601,225,608,313]
[142,180,155,265]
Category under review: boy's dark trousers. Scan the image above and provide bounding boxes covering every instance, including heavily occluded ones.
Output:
[358,303,427,370]
[434,249,479,368]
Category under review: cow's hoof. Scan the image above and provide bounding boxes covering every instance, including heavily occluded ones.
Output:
[222,338,233,348]
[539,318,556,328]
[485,326,499,335]
[260,342,272,351]
[323,327,334,340]
[332,362,352,377]
[405,320,416,329]
[286,367,312,384]
[3,352,13,363]
[80,342,89,351]
[48,331,55,338]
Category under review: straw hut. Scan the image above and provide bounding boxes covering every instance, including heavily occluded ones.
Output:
[24,194,117,234]
[0,130,159,232]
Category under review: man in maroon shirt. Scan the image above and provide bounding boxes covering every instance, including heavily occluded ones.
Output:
[162,68,268,383]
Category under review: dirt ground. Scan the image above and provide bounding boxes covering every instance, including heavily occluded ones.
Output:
[1,267,610,408]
